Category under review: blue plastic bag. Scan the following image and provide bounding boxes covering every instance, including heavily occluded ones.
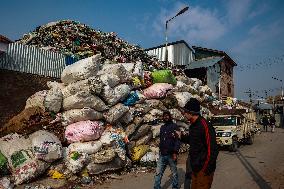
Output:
[123,91,139,106]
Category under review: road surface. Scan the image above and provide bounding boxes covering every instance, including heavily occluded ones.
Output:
[96,128,284,189]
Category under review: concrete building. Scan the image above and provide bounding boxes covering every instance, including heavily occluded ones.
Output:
[145,41,237,98]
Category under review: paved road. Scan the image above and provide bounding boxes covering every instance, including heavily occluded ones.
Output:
[97,128,284,189]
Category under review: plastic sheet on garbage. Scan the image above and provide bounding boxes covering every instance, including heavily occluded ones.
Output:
[30,130,62,162]
[65,120,103,143]
[61,107,103,126]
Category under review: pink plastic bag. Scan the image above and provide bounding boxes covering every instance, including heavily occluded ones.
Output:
[65,120,103,143]
[143,83,173,99]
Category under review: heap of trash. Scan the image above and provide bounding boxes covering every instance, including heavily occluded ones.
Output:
[0,52,218,187]
[16,20,184,74]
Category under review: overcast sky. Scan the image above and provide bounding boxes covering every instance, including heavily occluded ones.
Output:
[1,0,284,100]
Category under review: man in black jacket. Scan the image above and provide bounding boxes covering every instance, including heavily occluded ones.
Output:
[154,111,180,189]
[178,98,218,189]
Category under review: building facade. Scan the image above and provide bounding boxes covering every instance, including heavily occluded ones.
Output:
[145,40,194,66]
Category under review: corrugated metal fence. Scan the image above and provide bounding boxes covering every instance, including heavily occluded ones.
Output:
[0,43,71,78]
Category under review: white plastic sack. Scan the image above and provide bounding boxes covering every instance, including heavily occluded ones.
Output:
[140,151,159,163]
[25,90,48,110]
[61,54,102,84]
[65,151,89,174]
[120,111,134,125]
[47,81,65,89]
[133,61,143,77]
[30,130,62,162]
[131,124,151,140]
[135,132,153,146]
[143,83,173,99]
[65,120,103,143]
[175,76,194,85]
[199,85,212,95]
[169,109,186,121]
[191,78,203,89]
[121,63,135,73]
[63,91,107,111]
[151,124,162,138]
[91,148,116,164]
[98,63,131,83]
[173,81,189,92]
[100,74,120,88]
[0,134,48,185]
[67,141,103,155]
[44,87,63,113]
[174,92,192,107]
[104,103,129,123]
[61,79,90,99]
[61,108,103,126]
[102,84,131,105]
[0,177,13,189]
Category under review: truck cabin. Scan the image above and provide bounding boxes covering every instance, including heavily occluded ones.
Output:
[210,115,244,127]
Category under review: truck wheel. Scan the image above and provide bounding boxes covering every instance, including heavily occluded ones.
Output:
[229,140,238,152]
[247,134,254,145]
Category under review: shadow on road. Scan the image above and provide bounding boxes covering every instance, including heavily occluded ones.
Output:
[161,168,185,189]
[235,150,272,189]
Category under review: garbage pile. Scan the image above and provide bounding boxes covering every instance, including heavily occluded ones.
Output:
[16,20,184,74]
[0,53,217,187]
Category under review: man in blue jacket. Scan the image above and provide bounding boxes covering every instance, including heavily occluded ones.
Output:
[154,111,180,189]
[178,98,218,189]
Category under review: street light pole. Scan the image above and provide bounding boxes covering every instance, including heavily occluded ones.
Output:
[165,6,189,67]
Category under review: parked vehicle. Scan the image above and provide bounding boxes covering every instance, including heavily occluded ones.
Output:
[210,111,256,152]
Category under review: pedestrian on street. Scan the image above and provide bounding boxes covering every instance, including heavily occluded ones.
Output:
[262,115,269,132]
[177,98,219,189]
[153,111,180,189]
[270,116,276,133]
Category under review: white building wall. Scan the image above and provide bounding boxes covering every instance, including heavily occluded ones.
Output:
[146,43,193,66]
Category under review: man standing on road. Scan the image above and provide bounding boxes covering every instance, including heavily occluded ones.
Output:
[177,98,219,189]
[154,111,180,189]
[262,115,269,132]
[270,115,276,133]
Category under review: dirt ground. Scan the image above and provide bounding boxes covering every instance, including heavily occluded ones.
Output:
[94,128,284,189]
[0,69,58,127]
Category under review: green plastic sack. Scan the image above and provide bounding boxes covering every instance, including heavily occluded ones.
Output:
[151,70,177,85]
[0,151,9,175]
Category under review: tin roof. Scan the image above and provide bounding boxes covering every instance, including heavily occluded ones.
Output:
[186,56,223,69]
[0,35,13,44]
[145,40,194,52]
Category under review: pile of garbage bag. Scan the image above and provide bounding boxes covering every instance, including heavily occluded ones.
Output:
[16,20,185,73]
[0,52,218,187]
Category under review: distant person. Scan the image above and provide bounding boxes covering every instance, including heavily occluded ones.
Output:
[262,115,269,132]
[153,111,180,189]
[270,116,276,133]
[177,98,219,189]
